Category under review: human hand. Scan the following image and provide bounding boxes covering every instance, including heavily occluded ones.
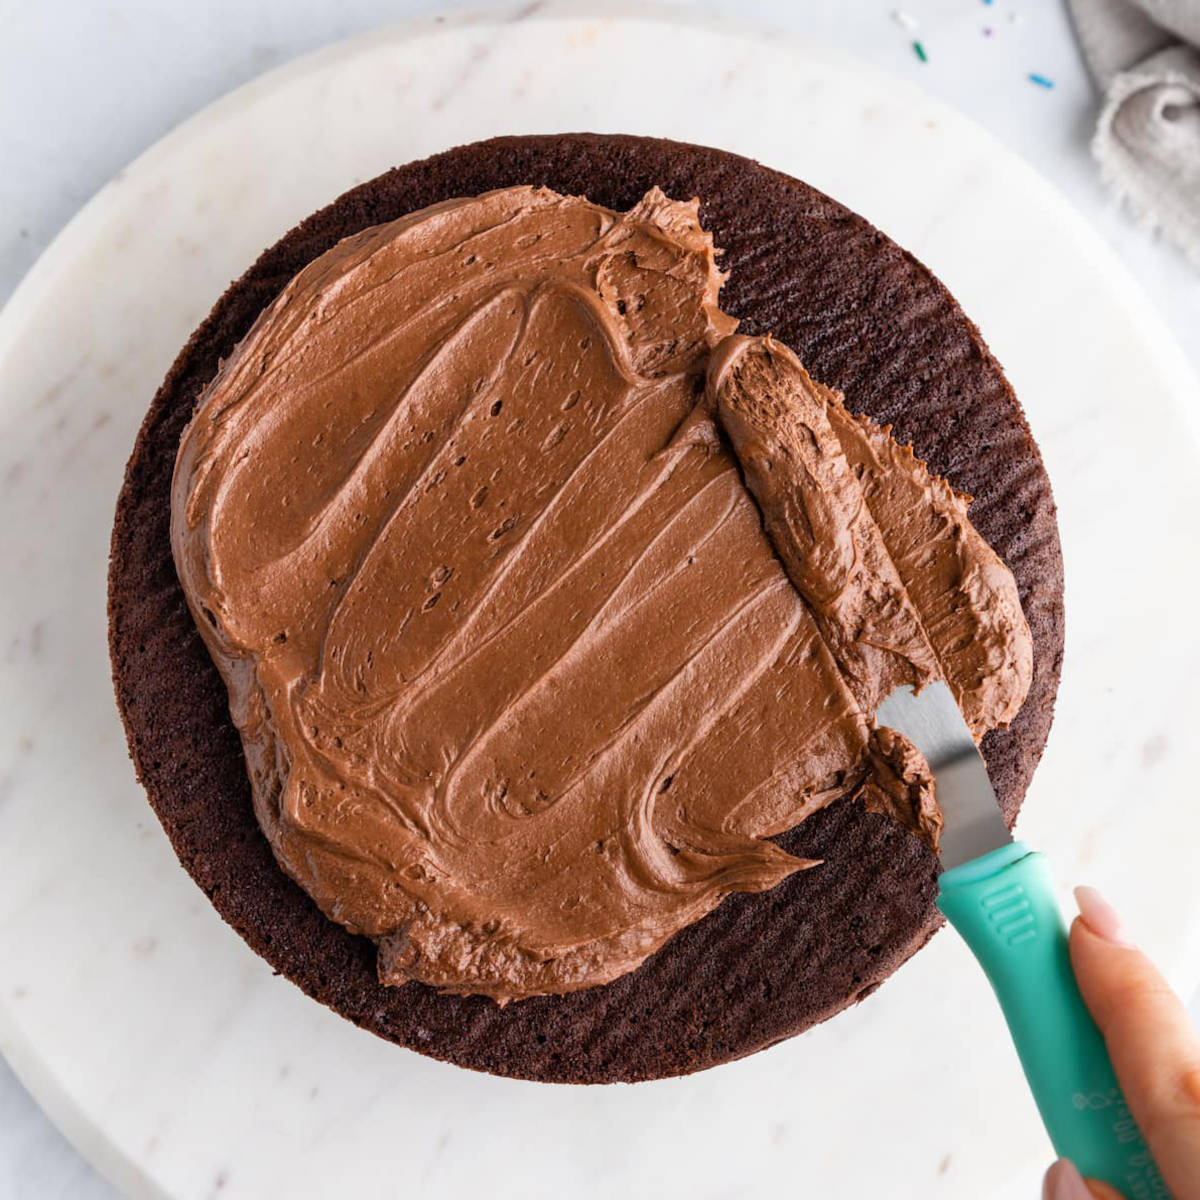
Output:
[1042,887,1200,1200]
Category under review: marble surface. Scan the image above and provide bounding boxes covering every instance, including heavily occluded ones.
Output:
[1,6,1199,1200]
[5,0,1199,383]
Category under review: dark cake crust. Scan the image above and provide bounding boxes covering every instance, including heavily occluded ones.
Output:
[108,133,1064,1083]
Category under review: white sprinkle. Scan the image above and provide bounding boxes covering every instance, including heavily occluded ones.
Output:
[892,9,920,32]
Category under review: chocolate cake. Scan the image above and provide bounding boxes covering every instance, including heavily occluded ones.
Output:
[108,133,1064,1082]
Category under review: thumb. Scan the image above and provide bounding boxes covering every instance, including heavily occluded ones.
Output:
[1069,886,1200,1200]
[1041,1158,1123,1200]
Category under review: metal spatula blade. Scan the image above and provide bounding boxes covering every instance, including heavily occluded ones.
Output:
[874,680,1011,869]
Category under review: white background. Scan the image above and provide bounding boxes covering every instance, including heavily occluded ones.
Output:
[2,2,1197,1196]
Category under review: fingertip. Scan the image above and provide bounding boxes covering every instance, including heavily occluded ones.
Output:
[1068,910,1108,960]
[1043,1159,1127,1200]
[1074,885,1134,946]
[1042,1158,1095,1199]
[1067,907,1120,983]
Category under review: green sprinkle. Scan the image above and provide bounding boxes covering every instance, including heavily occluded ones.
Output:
[913,40,928,62]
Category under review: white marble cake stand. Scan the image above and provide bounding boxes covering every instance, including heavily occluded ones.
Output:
[2,7,1199,1200]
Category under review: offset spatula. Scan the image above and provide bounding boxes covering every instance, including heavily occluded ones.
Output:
[876,682,1166,1196]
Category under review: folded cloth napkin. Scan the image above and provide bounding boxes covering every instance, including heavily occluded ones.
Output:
[1068,0,1200,265]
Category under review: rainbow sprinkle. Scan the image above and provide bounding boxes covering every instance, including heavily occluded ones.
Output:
[913,40,928,63]
[1028,72,1055,88]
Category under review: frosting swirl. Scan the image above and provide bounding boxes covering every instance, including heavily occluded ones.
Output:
[172,187,1031,1001]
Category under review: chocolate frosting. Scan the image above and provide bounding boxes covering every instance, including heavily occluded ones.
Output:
[708,336,1032,734]
[171,186,1031,1002]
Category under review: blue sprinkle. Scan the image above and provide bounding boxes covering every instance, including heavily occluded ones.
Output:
[1028,73,1056,89]
[982,0,994,5]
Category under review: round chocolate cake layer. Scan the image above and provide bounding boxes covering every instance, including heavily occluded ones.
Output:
[108,134,1064,1083]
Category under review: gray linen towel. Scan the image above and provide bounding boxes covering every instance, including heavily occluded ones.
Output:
[1069,0,1200,265]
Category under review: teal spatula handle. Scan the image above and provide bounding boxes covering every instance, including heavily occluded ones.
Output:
[938,842,1167,1196]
